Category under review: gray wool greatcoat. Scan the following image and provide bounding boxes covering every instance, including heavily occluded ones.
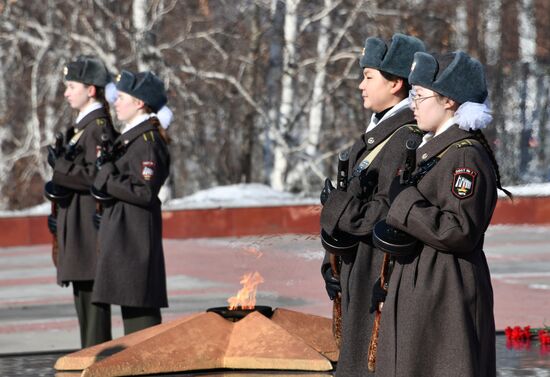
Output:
[375,125,497,377]
[320,107,422,377]
[92,119,170,309]
[52,108,117,285]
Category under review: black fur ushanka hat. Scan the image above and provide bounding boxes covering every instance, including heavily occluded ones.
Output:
[115,70,167,113]
[64,56,111,87]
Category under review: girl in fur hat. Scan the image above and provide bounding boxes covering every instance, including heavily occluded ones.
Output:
[319,33,426,376]
[375,51,511,377]
[48,55,118,347]
[91,70,171,334]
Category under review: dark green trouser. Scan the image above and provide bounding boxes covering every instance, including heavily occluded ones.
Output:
[73,281,112,348]
[121,306,162,335]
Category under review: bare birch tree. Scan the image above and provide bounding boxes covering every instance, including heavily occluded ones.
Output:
[0,0,548,210]
[269,0,299,191]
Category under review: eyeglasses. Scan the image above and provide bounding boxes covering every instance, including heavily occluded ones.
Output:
[408,91,438,109]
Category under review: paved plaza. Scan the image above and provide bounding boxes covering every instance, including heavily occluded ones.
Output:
[0,225,550,375]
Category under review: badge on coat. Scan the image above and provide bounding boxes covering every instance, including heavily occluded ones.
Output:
[142,161,155,181]
[452,168,477,199]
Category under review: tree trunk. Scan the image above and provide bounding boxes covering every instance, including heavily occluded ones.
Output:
[533,0,550,63]
[306,0,332,158]
[263,0,285,182]
[453,1,468,51]
[133,0,149,70]
[241,5,262,183]
[270,0,300,191]
[500,0,520,63]
[132,0,160,71]
[466,0,485,61]
[285,0,333,192]
[484,0,502,65]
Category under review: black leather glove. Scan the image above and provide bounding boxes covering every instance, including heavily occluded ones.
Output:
[369,277,387,313]
[347,175,361,197]
[347,169,376,199]
[320,178,335,205]
[65,145,82,161]
[47,146,59,169]
[322,266,341,300]
[47,214,57,234]
[95,155,105,171]
[65,127,75,143]
[93,212,102,230]
[388,175,406,204]
[95,142,113,171]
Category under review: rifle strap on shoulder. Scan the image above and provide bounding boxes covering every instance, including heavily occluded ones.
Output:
[68,129,85,146]
[353,124,418,177]
[413,138,476,184]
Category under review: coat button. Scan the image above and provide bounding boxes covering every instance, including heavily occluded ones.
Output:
[422,153,428,160]
[367,137,375,144]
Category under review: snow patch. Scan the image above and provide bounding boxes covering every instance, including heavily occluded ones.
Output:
[165,183,318,210]
[2,182,550,217]
[529,284,550,290]
[498,183,550,198]
[0,203,50,218]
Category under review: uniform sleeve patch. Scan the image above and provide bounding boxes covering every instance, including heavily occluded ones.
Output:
[452,167,477,199]
[142,161,155,181]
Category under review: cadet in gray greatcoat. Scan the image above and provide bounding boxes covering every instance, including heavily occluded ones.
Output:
[92,70,171,335]
[374,51,512,377]
[48,56,118,347]
[319,34,425,376]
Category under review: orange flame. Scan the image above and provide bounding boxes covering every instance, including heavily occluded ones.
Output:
[227,271,264,310]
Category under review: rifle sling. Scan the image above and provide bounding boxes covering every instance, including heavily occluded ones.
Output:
[412,138,476,184]
[68,128,85,146]
[353,124,418,177]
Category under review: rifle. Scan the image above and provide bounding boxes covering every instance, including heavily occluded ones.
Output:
[368,138,419,372]
[330,150,349,348]
[90,134,114,232]
[91,134,115,233]
[44,132,71,268]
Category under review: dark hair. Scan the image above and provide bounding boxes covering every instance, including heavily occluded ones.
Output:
[380,70,412,96]
[143,105,170,144]
[470,130,513,199]
[93,86,114,127]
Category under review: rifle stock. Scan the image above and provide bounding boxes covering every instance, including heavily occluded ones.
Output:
[49,132,64,268]
[331,150,349,347]
[330,253,342,347]
[51,202,58,268]
[367,253,390,371]
[367,137,419,371]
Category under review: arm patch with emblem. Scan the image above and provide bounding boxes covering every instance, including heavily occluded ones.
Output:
[452,167,477,199]
[142,161,155,181]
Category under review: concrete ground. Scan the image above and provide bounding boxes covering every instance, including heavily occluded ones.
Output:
[1,225,550,355]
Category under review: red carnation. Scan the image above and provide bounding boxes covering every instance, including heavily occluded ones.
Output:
[505,325,533,342]
[539,330,550,345]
